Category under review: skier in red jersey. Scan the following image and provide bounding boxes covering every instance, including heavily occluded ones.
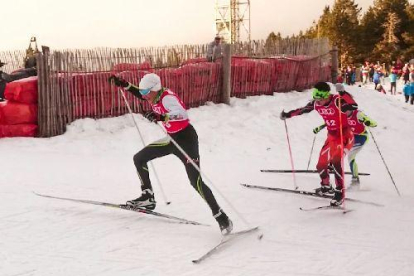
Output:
[313,109,377,188]
[109,73,232,234]
[280,82,358,206]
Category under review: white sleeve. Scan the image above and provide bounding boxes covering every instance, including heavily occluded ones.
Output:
[161,95,188,121]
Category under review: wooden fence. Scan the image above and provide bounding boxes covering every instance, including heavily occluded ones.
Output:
[0,38,332,137]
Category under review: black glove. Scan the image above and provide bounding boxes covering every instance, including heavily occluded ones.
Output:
[313,126,321,134]
[313,124,326,134]
[108,75,129,87]
[280,111,290,120]
[144,111,166,123]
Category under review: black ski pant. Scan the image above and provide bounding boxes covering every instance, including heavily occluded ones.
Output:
[133,124,221,215]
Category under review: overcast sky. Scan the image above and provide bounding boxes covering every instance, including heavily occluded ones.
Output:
[0,0,410,51]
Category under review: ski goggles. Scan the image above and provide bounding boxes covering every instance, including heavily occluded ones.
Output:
[312,88,330,100]
[139,86,153,96]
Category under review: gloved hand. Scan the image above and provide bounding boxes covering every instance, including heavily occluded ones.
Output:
[144,111,158,122]
[280,111,290,120]
[364,119,377,127]
[108,75,129,87]
[313,124,326,134]
[313,126,321,134]
[144,111,166,123]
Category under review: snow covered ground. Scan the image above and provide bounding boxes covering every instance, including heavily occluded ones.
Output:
[1,82,414,276]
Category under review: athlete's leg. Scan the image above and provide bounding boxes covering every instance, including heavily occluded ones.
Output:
[133,137,174,191]
[348,134,368,178]
[171,125,222,215]
[331,130,354,190]
[172,125,232,233]
[316,138,332,185]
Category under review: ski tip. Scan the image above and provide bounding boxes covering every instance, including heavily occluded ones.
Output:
[33,191,45,197]
[258,233,264,240]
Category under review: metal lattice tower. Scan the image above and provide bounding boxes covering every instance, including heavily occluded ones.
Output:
[215,0,251,44]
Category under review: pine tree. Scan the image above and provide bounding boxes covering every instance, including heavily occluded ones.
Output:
[401,3,414,59]
[304,6,332,39]
[359,7,380,61]
[328,0,361,66]
[360,0,411,62]
[265,32,281,48]
[373,12,401,62]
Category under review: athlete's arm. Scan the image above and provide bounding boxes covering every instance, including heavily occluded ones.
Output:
[282,101,315,119]
[357,111,377,127]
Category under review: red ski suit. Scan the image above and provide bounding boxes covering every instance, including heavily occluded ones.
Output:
[285,93,358,189]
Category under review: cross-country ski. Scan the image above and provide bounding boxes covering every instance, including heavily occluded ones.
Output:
[299,205,354,214]
[34,192,208,226]
[241,184,384,207]
[260,169,370,176]
[192,226,260,264]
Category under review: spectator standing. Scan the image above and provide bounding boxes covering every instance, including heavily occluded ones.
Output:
[351,66,356,85]
[389,67,398,95]
[373,69,382,90]
[403,81,414,104]
[361,62,369,85]
[402,64,410,84]
[369,63,375,83]
[206,35,223,62]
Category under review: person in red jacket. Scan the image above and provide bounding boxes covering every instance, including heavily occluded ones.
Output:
[280,82,358,206]
[109,73,232,235]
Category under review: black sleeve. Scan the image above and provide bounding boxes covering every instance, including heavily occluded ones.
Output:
[125,83,144,100]
[285,101,315,118]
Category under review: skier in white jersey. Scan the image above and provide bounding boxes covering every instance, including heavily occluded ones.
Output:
[109,73,233,234]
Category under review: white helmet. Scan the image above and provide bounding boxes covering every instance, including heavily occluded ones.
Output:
[139,73,161,95]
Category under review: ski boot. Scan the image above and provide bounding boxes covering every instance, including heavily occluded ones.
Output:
[214,209,233,235]
[348,176,360,190]
[126,189,156,210]
[315,184,334,196]
[330,188,344,207]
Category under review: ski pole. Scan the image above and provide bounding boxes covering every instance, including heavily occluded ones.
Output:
[154,123,252,228]
[338,95,346,203]
[368,129,401,196]
[283,119,298,190]
[306,135,316,170]
[118,88,171,205]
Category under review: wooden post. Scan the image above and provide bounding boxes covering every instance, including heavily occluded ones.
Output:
[36,51,51,137]
[330,45,338,84]
[222,43,231,104]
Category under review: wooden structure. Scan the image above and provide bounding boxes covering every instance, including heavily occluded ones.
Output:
[0,38,332,137]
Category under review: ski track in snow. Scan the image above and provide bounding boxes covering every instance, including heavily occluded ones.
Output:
[1,82,414,276]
